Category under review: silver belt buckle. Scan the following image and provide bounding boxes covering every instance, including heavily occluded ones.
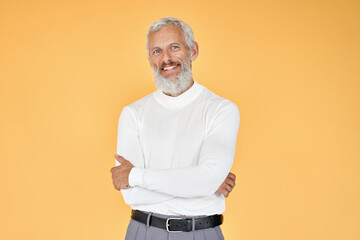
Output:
[166,217,182,233]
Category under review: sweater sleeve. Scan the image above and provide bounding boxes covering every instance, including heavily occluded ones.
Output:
[116,106,174,205]
[129,101,240,198]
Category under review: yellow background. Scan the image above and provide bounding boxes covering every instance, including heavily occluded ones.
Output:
[1,0,359,239]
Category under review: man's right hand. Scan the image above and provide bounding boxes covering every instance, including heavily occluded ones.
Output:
[110,155,134,190]
[216,172,236,198]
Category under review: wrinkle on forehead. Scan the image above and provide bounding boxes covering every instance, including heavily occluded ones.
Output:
[148,25,188,50]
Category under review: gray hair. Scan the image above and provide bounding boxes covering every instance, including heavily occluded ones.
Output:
[146,17,194,55]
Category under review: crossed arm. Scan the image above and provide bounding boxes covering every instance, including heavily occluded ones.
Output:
[111,155,236,198]
[110,101,240,203]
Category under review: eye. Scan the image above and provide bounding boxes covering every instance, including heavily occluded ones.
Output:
[153,49,161,55]
[171,45,179,50]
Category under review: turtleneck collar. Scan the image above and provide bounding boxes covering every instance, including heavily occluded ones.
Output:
[153,81,204,108]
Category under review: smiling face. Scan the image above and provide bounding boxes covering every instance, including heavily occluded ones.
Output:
[148,25,198,82]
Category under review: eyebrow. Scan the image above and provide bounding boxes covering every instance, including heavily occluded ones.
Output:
[151,47,160,51]
[150,42,182,51]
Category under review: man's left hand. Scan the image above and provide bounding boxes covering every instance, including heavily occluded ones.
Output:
[216,172,236,198]
[110,155,134,190]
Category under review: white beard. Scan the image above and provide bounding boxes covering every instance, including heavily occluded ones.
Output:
[152,60,193,96]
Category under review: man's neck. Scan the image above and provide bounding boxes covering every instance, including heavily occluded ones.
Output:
[163,80,194,97]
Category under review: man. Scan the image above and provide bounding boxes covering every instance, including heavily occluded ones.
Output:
[111,17,240,240]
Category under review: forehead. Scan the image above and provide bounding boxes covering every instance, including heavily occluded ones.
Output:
[148,25,186,48]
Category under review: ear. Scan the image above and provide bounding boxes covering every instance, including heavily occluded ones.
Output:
[189,41,199,61]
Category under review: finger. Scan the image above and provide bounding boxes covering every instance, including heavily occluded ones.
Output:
[112,180,120,190]
[228,172,236,180]
[115,155,128,164]
[217,188,225,195]
[225,185,233,192]
[217,187,230,197]
[227,179,235,187]
[110,166,122,175]
[110,166,117,173]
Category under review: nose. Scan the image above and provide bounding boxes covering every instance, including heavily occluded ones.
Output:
[161,49,172,64]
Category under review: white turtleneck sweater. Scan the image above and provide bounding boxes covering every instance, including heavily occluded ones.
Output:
[116,81,240,216]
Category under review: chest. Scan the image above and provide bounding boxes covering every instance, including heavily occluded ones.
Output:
[138,104,210,167]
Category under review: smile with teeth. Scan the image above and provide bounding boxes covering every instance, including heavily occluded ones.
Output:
[164,66,176,70]
[162,64,179,71]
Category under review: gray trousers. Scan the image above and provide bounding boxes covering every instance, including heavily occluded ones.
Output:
[124,211,225,240]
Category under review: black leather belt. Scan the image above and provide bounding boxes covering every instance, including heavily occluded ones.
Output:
[131,210,223,232]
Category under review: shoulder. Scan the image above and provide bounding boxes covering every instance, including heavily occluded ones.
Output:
[198,85,240,134]
[127,91,155,109]
[200,86,239,116]
[123,91,157,114]
[118,91,157,122]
